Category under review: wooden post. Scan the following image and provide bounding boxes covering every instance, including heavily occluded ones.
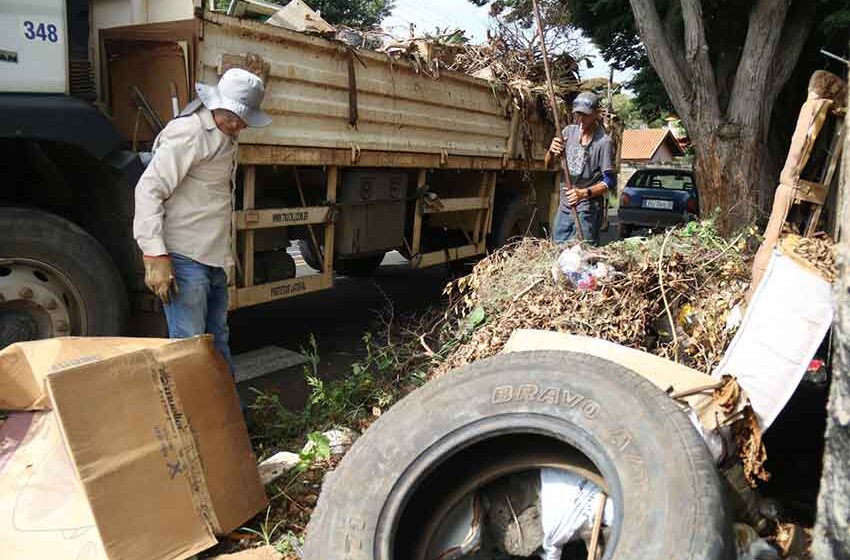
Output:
[586,494,607,560]
[323,166,338,274]
[411,169,427,255]
[242,165,256,288]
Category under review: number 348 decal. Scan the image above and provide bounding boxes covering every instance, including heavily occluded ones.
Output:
[23,21,60,43]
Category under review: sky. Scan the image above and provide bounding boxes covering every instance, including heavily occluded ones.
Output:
[382,0,636,85]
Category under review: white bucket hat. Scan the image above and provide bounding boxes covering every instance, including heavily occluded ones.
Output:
[195,68,272,127]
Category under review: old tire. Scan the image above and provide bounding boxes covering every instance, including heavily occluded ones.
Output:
[297,239,384,277]
[304,351,732,560]
[0,208,127,347]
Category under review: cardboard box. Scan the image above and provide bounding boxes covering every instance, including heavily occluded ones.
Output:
[0,336,267,560]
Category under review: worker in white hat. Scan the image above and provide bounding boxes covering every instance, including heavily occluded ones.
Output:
[133,68,272,372]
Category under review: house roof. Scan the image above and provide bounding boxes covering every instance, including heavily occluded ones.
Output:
[621,128,684,160]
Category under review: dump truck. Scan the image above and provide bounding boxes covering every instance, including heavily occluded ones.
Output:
[0,0,565,345]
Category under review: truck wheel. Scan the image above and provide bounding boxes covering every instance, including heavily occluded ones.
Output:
[304,351,732,560]
[297,239,384,277]
[0,208,127,348]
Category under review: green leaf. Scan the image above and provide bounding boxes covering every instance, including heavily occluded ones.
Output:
[308,431,331,460]
[467,305,486,328]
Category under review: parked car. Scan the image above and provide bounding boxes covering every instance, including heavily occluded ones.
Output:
[617,168,699,238]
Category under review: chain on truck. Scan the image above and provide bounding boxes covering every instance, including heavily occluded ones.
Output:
[0,0,576,345]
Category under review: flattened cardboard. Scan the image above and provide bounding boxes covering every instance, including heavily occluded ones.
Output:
[502,330,738,430]
[0,411,108,560]
[1,336,267,560]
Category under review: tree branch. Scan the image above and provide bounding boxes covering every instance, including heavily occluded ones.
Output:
[628,0,694,122]
[766,2,816,105]
[680,0,720,123]
[728,0,791,126]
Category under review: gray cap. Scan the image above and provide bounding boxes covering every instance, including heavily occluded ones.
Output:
[196,68,272,128]
[572,92,599,115]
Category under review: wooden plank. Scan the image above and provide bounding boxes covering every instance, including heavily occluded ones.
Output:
[323,166,338,273]
[413,243,484,269]
[228,273,332,309]
[795,179,829,205]
[424,196,490,214]
[242,166,256,288]
[235,206,332,230]
[412,169,427,256]
[238,145,550,172]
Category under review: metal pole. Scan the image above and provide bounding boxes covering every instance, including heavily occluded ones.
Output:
[532,0,584,240]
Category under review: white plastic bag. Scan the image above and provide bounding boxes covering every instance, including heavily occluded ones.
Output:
[540,468,614,560]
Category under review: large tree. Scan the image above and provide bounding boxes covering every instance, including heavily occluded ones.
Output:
[624,0,820,229]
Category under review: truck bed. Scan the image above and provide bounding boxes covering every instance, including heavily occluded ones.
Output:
[198,11,551,168]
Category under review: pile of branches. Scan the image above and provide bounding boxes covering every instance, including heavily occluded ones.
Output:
[434,223,756,378]
[449,23,580,93]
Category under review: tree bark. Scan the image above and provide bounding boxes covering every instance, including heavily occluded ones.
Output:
[628,0,816,232]
[813,88,850,560]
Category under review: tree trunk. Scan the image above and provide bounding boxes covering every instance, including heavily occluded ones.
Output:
[813,91,850,560]
[628,0,815,233]
[691,127,762,228]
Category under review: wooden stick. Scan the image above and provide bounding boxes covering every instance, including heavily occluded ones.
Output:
[669,382,724,400]
[531,0,583,241]
[587,493,606,560]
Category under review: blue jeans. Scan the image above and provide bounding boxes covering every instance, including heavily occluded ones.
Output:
[552,203,600,245]
[163,253,233,373]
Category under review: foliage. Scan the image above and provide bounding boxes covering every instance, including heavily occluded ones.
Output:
[611,92,644,128]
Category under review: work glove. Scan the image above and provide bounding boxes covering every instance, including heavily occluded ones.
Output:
[143,255,178,304]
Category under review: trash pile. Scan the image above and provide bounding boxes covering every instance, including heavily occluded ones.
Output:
[439,224,756,379]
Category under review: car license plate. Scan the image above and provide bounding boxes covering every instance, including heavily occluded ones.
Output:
[643,199,674,210]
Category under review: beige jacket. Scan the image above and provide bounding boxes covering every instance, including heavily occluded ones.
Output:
[134,107,236,269]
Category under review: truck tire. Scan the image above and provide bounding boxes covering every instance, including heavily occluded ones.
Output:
[0,208,127,347]
[297,239,384,277]
[304,351,732,560]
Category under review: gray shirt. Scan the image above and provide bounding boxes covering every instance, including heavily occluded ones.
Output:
[559,124,614,212]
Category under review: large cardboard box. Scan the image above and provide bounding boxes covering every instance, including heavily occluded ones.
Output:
[0,336,267,560]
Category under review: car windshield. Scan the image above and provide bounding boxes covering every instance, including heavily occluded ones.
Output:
[630,171,694,191]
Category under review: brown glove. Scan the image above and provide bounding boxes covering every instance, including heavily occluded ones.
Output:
[143,255,178,304]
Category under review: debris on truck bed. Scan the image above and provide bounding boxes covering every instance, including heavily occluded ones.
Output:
[235,0,584,114]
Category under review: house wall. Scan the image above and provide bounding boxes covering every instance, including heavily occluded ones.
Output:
[650,141,676,163]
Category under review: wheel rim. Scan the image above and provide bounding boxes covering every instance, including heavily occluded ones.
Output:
[0,258,87,346]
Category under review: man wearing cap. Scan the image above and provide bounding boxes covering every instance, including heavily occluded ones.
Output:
[546,92,616,245]
[133,68,272,370]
